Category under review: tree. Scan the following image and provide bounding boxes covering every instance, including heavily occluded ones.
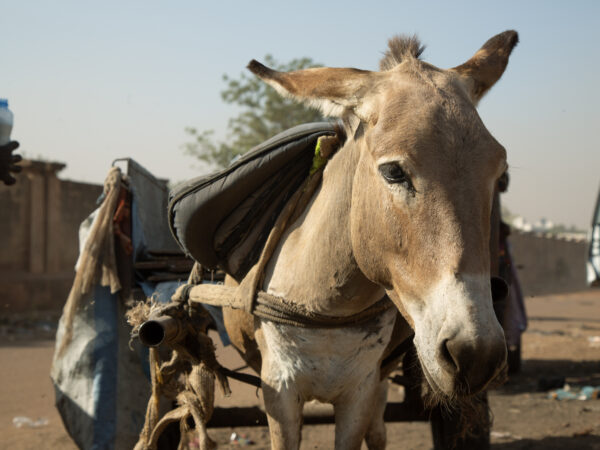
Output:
[183,55,323,169]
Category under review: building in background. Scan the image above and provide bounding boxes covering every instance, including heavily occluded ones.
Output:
[0,160,101,313]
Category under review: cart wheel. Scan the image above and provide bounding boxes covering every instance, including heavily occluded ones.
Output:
[430,392,490,450]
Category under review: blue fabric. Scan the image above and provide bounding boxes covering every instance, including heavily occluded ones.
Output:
[91,285,119,450]
[203,304,231,346]
[138,280,182,304]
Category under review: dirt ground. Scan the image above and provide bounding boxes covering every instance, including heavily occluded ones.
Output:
[1,290,599,450]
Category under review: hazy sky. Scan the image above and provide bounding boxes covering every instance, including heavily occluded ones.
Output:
[2,1,599,229]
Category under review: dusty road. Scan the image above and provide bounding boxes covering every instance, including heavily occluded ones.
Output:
[1,290,599,449]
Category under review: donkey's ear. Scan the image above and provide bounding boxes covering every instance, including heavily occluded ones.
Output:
[248,60,384,123]
[451,30,518,103]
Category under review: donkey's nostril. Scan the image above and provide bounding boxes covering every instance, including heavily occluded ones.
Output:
[439,338,459,373]
[437,332,508,394]
[491,276,509,303]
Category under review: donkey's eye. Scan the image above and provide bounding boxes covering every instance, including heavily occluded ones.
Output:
[378,163,414,191]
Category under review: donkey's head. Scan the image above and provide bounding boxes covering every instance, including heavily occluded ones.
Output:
[249,31,518,398]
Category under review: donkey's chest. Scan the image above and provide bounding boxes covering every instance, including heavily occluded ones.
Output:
[257,308,396,402]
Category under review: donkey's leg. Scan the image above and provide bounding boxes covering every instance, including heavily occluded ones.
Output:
[333,371,381,450]
[364,379,389,450]
[262,380,304,450]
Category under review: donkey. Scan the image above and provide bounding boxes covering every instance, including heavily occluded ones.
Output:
[223,30,518,449]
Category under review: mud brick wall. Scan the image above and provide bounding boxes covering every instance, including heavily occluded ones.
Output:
[0,175,30,272]
[509,231,588,296]
[0,160,102,313]
[56,180,102,270]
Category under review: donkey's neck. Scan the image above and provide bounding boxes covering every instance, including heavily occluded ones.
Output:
[262,136,384,316]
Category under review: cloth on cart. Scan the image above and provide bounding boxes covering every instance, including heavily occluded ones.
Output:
[51,191,151,450]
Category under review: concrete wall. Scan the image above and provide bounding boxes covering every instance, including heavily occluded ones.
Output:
[0,160,102,313]
[509,231,588,296]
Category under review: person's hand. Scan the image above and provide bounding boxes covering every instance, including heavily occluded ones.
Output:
[0,141,22,185]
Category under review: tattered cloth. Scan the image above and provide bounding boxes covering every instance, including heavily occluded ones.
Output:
[58,166,123,355]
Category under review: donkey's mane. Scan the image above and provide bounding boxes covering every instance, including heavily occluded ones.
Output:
[379,35,425,71]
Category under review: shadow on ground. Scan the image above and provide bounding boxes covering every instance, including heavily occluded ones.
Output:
[496,359,600,395]
[493,435,600,449]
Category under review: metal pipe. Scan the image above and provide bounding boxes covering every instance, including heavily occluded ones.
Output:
[138,315,183,347]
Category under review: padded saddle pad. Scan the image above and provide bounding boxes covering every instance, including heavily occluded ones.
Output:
[168,122,341,281]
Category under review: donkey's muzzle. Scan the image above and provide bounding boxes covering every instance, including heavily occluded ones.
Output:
[434,278,509,395]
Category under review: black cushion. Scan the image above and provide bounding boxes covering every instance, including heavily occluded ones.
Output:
[168,122,340,280]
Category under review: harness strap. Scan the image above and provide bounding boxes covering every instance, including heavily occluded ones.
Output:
[254,293,394,328]
[173,283,394,329]
[235,158,325,314]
